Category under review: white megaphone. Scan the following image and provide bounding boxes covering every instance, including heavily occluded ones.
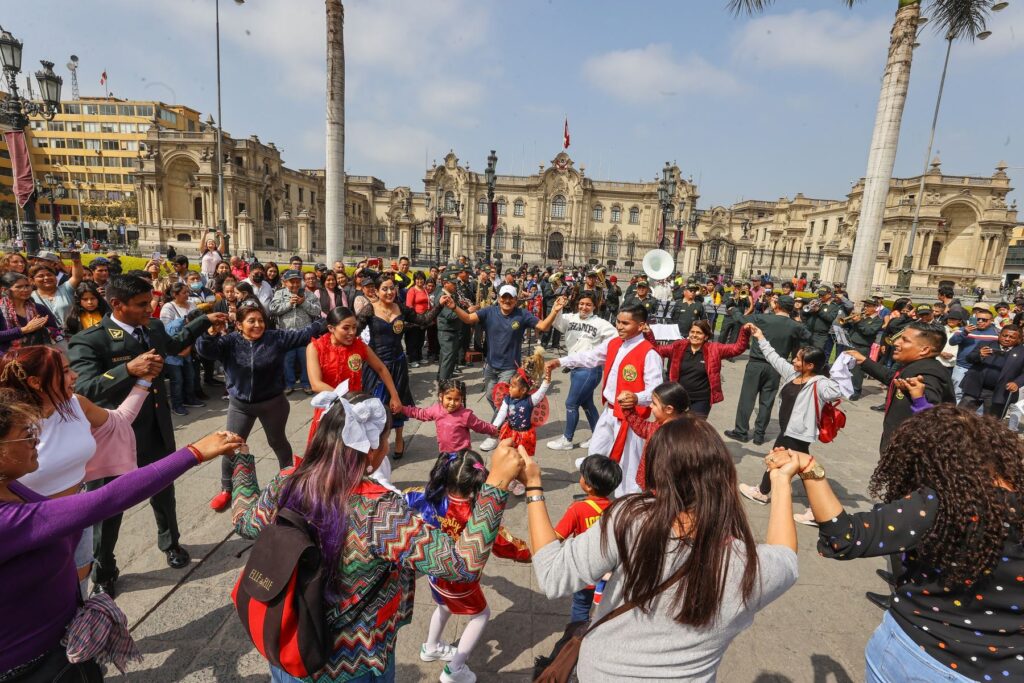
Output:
[642,249,674,281]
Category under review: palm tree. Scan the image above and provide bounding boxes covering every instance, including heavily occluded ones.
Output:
[325,0,346,265]
[729,0,998,300]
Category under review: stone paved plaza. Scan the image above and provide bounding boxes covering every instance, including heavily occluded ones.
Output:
[105,350,891,682]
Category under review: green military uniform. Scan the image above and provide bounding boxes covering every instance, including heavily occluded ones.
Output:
[843,310,884,397]
[805,296,842,352]
[720,294,749,344]
[731,305,812,442]
[672,298,705,336]
[70,312,211,584]
[437,276,463,381]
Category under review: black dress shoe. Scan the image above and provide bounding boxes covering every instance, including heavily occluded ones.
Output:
[91,578,117,599]
[870,404,886,412]
[865,591,891,610]
[723,430,749,443]
[752,436,767,446]
[165,545,191,569]
[876,569,896,585]
[849,392,862,401]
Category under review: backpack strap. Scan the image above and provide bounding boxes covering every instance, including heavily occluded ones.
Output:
[583,499,604,516]
[812,380,820,425]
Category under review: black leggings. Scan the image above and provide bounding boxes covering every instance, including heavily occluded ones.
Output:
[221,393,293,490]
[759,434,811,495]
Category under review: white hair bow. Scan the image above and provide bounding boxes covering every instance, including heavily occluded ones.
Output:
[309,380,388,453]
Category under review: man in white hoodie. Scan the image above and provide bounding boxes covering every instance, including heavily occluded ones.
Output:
[547,293,617,451]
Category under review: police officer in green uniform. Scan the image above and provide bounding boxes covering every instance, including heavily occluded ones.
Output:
[725,294,811,445]
[436,272,464,382]
[804,284,842,353]
[672,284,705,336]
[70,274,226,597]
[624,279,657,317]
[841,299,884,400]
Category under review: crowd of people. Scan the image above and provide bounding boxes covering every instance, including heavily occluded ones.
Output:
[0,239,1021,683]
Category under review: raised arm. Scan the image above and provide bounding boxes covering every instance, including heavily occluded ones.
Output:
[755,336,795,379]
[534,296,568,332]
[716,323,751,359]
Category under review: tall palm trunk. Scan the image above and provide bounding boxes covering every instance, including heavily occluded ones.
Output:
[846,0,920,301]
[325,0,346,264]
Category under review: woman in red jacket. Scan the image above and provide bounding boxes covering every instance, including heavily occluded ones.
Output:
[656,320,750,416]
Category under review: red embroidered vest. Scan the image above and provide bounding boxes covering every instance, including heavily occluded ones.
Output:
[601,336,654,462]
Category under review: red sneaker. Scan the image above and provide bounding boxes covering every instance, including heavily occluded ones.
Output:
[209,490,231,512]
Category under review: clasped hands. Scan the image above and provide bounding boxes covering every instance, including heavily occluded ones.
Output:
[762,447,811,480]
[490,438,541,490]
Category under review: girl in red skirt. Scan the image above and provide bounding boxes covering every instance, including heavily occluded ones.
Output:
[405,450,531,683]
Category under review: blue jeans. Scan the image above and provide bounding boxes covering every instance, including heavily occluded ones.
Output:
[564,366,602,440]
[570,587,595,623]
[166,362,195,409]
[284,345,310,389]
[270,651,395,683]
[865,612,972,682]
[951,365,967,403]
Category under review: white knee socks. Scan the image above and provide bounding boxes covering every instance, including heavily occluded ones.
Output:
[450,606,491,672]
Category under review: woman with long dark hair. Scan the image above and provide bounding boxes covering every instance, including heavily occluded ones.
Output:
[264,261,282,291]
[404,270,429,368]
[765,405,1024,682]
[0,272,62,354]
[738,324,852,525]
[522,418,798,680]
[357,276,445,459]
[230,392,524,681]
[655,319,750,417]
[64,281,111,337]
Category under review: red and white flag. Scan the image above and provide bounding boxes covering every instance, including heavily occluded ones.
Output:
[563,118,570,149]
[99,70,107,86]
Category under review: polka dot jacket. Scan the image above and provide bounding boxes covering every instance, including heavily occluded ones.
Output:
[818,487,1023,680]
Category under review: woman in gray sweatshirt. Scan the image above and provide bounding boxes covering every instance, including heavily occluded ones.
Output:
[522,417,799,682]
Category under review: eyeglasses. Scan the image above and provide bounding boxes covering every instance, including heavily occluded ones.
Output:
[976,316,993,322]
[0,423,41,445]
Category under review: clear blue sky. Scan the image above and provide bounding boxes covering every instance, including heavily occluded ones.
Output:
[7,0,1023,207]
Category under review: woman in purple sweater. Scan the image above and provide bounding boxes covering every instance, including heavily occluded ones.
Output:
[0,388,243,681]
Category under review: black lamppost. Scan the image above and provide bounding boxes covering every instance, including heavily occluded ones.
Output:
[0,26,63,255]
[483,150,497,265]
[423,188,460,266]
[657,162,675,251]
[39,172,66,245]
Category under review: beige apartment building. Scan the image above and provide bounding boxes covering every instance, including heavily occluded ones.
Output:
[0,97,201,242]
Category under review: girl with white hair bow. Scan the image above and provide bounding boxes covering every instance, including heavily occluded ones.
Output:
[229,390,526,682]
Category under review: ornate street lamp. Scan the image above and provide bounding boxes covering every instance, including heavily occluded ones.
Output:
[484,149,497,265]
[39,172,66,244]
[657,162,675,251]
[0,26,63,254]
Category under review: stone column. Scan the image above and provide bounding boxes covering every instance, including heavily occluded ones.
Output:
[398,217,412,260]
[237,211,254,254]
[297,210,311,256]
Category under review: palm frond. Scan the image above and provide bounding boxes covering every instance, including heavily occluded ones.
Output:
[726,0,776,17]
[926,0,992,41]
[727,0,862,16]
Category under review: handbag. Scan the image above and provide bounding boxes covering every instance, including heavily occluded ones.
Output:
[534,567,686,683]
[813,381,846,444]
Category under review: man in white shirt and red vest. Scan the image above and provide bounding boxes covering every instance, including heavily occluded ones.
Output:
[546,303,663,496]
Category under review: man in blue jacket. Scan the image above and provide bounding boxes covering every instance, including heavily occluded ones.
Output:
[948,305,1001,402]
[958,324,1024,417]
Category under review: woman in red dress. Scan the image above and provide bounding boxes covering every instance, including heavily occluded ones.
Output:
[306,306,401,446]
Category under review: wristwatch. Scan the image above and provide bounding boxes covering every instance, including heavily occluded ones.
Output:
[526,494,546,504]
[798,462,826,481]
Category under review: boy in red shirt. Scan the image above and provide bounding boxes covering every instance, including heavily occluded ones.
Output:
[554,455,622,626]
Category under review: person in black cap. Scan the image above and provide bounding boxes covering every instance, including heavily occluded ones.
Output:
[671,284,705,338]
[725,294,811,445]
[804,285,842,353]
[841,299,884,400]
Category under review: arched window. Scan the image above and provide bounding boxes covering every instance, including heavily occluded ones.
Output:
[497,199,507,216]
[477,197,487,215]
[629,206,640,224]
[551,195,567,219]
[547,231,564,259]
[193,197,203,221]
[263,198,272,222]
[608,233,619,257]
[513,199,525,217]
[592,204,603,222]
[495,227,505,249]
[610,205,622,223]
[444,191,456,212]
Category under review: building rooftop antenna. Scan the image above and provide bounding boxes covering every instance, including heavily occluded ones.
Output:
[67,55,80,100]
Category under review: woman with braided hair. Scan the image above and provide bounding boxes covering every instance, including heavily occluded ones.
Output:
[765,404,1024,682]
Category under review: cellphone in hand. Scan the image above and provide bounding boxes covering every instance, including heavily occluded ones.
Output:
[59,250,78,260]
[152,250,162,261]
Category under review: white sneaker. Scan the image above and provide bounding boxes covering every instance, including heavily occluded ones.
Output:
[440,664,477,683]
[739,483,770,505]
[479,437,498,452]
[546,436,574,450]
[574,456,587,470]
[508,480,526,496]
[580,438,592,449]
[420,643,457,662]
